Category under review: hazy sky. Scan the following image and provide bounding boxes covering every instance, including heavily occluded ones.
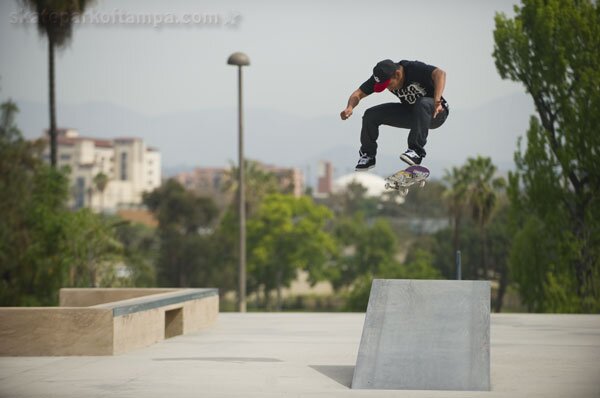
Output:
[0,0,523,117]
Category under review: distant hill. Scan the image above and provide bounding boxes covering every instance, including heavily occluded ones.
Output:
[13,92,534,185]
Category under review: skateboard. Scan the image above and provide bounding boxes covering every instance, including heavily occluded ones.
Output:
[384,165,430,197]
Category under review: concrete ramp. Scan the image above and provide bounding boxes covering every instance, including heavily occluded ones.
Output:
[352,279,490,391]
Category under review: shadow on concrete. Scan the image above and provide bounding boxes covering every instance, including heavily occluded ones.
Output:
[153,357,283,363]
[309,365,354,388]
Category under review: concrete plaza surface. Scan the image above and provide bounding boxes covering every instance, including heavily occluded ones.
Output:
[0,313,598,398]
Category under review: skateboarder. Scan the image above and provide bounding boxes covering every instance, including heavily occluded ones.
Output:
[340,59,449,171]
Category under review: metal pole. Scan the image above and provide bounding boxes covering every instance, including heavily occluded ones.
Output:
[238,65,247,313]
[456,250,462,280]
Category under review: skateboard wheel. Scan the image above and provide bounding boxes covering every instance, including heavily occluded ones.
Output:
[419,180,426,188]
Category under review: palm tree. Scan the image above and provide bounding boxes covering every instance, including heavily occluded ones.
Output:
[462,157,506,279]
[221,159,280,217]
[24,0,92,168]
[93,172,109,212]
[443,166,468,259]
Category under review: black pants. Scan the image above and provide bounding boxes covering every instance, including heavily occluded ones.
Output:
[360,97,448,158]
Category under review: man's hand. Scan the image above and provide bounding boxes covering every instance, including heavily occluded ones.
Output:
[341,89,367,120]
[433,101,443,118]
[340,107,353,120]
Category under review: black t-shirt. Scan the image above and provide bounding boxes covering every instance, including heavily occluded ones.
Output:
[359,60,447,107]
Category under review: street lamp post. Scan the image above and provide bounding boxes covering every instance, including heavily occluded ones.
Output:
[227,52,250,313]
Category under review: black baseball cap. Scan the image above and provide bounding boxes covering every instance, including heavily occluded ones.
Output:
[373,59,399,92]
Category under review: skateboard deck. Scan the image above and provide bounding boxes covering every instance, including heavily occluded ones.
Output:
[384,165,430,197]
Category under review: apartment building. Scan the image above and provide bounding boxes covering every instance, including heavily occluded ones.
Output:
[315,161,334,198]
[43,128,161,212]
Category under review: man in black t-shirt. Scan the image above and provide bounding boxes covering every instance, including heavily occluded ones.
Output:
[340,59,449,170]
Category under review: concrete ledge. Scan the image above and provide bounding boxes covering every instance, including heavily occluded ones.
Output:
[352,279,490,391]
[0,308,113,356]
[91,288,218,316]
[59,288,179,307]
[108,290,220,355]
[0,288,219,356]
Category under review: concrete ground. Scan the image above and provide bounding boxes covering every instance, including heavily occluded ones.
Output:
[0,313,599,398]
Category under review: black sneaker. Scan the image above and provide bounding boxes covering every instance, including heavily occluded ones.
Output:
[355,151,376,171]
[400,149,422,166]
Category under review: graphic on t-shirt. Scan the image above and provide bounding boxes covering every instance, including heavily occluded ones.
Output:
[393,83,427,104]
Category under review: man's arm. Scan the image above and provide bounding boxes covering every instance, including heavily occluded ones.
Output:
[341,88,368,120]
[431,68,446,117]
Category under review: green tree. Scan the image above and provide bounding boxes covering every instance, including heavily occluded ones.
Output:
[23,0,93,167]
[406,222,475,281]
[108,217,157,287]
[345,249,442,312]
[144,179,219,287]
[353,218,398,278]
[327,181,379,218]
[93,172,109,212]
[462,157,506,279]
[443,156,506,279]
[443,166,469,255]
[494,0,600,311]
[384,179,447,220]
[329,213,441,312]
[329,214,397,291]
[206,210,239,294]
[1,100,68,305]
[409,157,511,311]
[405,210,513,312]
[1,100,125,305]
[486,201,513,312]
[213,160,283,301]
[221,159,281,217]
[63,210,123,287]
[247,194,337,310]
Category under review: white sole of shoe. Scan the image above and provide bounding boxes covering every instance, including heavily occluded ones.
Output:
[355,165,375,172]
[400,154,416,166]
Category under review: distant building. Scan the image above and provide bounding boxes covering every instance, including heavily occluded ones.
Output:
[315,161,334,198]
[261,163,304,198]
[174,161,305,203]
[42,128,161,212]
[174,167,230,208]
